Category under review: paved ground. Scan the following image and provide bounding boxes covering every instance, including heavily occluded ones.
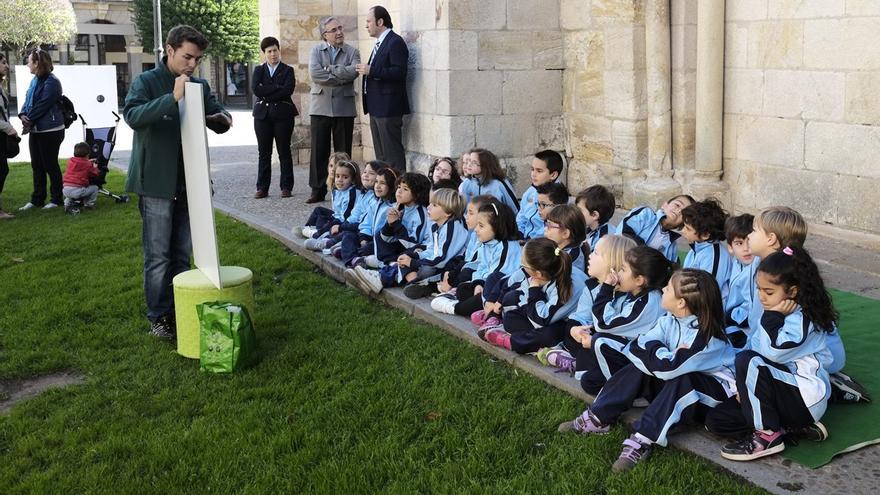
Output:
[104,111,880,495]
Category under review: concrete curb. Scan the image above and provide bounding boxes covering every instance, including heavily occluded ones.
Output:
[213,201,857,495]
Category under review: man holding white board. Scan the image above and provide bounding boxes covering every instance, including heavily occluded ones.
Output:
[123,25,232,341]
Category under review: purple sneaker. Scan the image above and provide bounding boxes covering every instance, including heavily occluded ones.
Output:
[548,350,576,375]
[557,409,611,434]
[612,435,653,472]
[332,246,343,259]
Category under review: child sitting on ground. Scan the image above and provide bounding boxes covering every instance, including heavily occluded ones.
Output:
[618,194,694,263]
[543,204,588,273]
[435,195,493,295]
[308,160,384,252]
[576,185,616,251]
[680,198,732,290]
[517,150,564,240]
[301,160,363,240]
[300,152,349,237]
[341,167,398,268]
[62,142,99,211]
[428,157,461,190]
[723,214,756,348]
[458,148,519,213]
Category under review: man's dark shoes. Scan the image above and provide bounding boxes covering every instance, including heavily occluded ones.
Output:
[150,315,177,342]
[281,189,292,198]
[305,195,325,204]
[254,190,268,199]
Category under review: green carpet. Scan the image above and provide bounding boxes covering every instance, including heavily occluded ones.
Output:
[781,288,880,468]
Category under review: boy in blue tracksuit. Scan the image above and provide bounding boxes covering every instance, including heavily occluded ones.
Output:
[722,214,756,348]
[517,150,564,239]
[680,198,732,291]
[576,185,617,252]
[617,194,695,263]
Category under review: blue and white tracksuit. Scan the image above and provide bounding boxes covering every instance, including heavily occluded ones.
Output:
[471,239,523,282]
[517,185,543,239]
[586,222,614,252]
[398,218,469,283]
[340,198,392,265]
[617,206,682,263]
[724,259,758,346]
[459,177,520,214]
[682,241,733,294]
[588,314,737,446]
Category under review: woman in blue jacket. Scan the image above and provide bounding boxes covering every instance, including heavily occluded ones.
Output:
[18,49,65,210]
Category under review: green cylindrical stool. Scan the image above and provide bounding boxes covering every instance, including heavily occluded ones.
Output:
[172,266,255,359]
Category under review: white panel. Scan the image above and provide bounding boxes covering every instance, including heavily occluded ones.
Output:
[179,82,222,289]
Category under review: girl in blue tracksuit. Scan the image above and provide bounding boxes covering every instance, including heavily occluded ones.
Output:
[580,246,673,395]
[710,247,837,462]
[479,238,587,354]
[437,195,492,293]
[617,194,695,263]
[340,167,397,267]
[304,160,363,236]
[376,172,433,264]
[430,198,522,318]
[540,234,638,374]
[544,204,589,273]
[680,198,733,292]
[559,269,737,473]
[314,161,382,252]
[457,148,519,214]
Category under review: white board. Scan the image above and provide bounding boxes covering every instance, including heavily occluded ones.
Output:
[179,82,222,289]
[15,65,118,160]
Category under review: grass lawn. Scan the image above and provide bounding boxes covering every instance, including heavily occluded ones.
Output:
[0,163,766,494]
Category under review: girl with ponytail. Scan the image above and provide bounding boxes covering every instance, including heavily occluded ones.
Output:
[479,238,587,353]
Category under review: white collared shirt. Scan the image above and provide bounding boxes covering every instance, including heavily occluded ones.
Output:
[267,62,280,77]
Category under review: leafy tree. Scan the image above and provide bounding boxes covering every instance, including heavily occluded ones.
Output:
[131,0,260,62]
[0,0,77,52]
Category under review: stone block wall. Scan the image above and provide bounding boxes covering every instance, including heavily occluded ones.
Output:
[721,1,880,233]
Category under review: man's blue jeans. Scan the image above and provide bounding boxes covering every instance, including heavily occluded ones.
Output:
[139,194,192,322]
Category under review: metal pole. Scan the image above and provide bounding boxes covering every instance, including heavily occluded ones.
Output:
[152,0,163,65]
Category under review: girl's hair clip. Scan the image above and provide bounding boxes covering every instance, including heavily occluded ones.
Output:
[554,247,561,256]
[782,246,794,256]
[491,203,499,215]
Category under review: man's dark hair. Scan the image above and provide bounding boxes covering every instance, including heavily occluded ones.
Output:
[371,6,394,29]
[576,185,616,224]
[534,150,564,176]
[260,36,280,52]
[725,213,755,244]
[73,142,91,158]
[536,182,569,206]
[166,25,209,51]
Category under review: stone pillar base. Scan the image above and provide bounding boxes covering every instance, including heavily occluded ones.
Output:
[629,175,681,207]
[688,176,731,208]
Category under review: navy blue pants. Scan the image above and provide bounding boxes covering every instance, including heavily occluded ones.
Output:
[502,307,567,354]
[579,332,631,395]
[454,280,484,317]
[591,364,730,446]
[705,350,816,436]
[340,232,372,265]
[560,321,595,372]
[306,206,336,231]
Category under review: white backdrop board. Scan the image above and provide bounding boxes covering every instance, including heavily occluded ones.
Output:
[179,82,222,289]
[15,65,118,158]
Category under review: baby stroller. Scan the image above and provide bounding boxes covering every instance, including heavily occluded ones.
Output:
[67,112,130,214]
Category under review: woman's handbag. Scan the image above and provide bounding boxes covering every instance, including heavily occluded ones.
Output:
[4,134,19,159]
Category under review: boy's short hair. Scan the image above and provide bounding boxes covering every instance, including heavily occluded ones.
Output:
[165,25,209,51]
[73,142,91,158]
[397,172,432,207]
[681,198,728,241]
[536,182,569,205]
[756,206,807,248]
[431,188,465,218]
[534,150,564,176]
[260,36,280,52]
[725,213,754,244]
[575,185,615,224]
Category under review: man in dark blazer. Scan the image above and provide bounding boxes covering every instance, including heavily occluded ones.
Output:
[356,5,409,173]
[252,36,298,199]
[307,16,361,203]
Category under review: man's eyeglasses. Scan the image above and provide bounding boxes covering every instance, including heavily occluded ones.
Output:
[324,26,345,34]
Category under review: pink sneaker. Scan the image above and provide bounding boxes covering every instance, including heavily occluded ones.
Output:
[470,310,488,326]
[480,327,511,350]
[479,316,502,330]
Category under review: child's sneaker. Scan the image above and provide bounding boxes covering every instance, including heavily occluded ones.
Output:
[403,282,436,300]
[304,238,326,251]
[612,435,653,472]
[470,310,488,326]
[830,372,872,403]
[332,246,343,259]
[344,268,374,294]
[354,266,383,294]
[720,430,785,461]
[478,316,501,330]
[478,326,510,349]
[300,226,317,238]
[430,294,458,314]
[364,255,380,268]
[784,422,828,443]
[557,409,611,434]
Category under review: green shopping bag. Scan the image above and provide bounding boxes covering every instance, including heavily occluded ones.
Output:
[197,301,257,373]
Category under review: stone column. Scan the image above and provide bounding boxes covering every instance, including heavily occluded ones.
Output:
[632,0,681,205]
[693,0,729,202]
[127,45,143,82]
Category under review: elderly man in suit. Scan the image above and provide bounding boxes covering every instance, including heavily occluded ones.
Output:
[307,16,361,204]
[356,5,410,173]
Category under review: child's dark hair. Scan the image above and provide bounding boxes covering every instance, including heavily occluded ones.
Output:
[432,178,459,191]
[73,142,91,158]
[477,198,519,241]
[336,160,363,190]
[757,247,838,332]
[428,157,462,187]
[470,194,494,211]
[469,148,506,183]
[536,182,569,205]
[545,204,587,247]
[671,269,727,342]
[667,193,696,205]
[725,213,754,244]
[365,160,390,173]
[523,238,573,304]
[397,172,431,207]
[625,246,674,291]
[375,167,398,202]
[534,149,564,178]
[575,185,615,224]
[681,198,728,242]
